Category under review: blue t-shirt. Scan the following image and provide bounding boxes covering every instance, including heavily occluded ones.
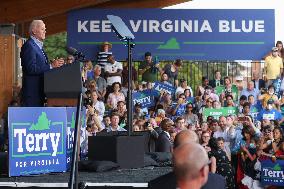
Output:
[173,103,186,116]
[257,109,283,121]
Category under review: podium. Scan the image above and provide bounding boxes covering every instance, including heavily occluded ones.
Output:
[44,63,83,107]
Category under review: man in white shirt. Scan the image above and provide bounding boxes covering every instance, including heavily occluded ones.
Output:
[105,55,123,86]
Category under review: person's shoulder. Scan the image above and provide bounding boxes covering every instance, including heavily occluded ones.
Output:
[148,171,176,189]
[202,173,226,189]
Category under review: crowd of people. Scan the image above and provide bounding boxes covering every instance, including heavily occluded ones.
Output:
[1,19,284,189]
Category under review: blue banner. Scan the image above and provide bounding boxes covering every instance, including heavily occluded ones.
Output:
[261,160,284,186]
[67,9,274,61]
[133,89,156,108]
[153,81,176,95]
[8,107,86,176]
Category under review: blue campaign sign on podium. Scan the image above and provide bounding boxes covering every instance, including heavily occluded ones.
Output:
[8,107,85,176]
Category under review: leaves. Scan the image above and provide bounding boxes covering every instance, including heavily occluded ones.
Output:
[44,32,67,60]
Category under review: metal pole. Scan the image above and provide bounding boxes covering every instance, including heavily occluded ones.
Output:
[68,93,82,189]
[127,39,133,136]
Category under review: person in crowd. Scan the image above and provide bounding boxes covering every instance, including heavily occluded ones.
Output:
[155,109,166,126]
[66,55,75,64]
[200,131,211,152]
[160,73,173,86]
[258,84,279,109]
[138,52,162,82]
[90,65,107,100]
[264,41,284,60]
[174,117,187,133]
[183,102,199,126]
[105,112,126,132]
[83,60,94,81]
[204,86,219,102]
[105,55,123,94]
[184,88,195,104]
[175,78,193,99]
[173,142,210,189]
[101,115,111,130]
[234,75,244,92]
[20,20,64,106]
[172,93,187,117]
[96,41,112,76]
[222,94,235,107]
[150,130,226,189]
[89,90,105,122]
[257,99,284,124]
[264,47,283,87]
[158,91,174,117]
[133,103,145,120]
[209,70,224,88]
[217,137,231,161]
[212,100,221,109]
[155,118,173,152]
[106,82,125,110]
[240,81,259,100]
[162,59,183,87]
[260,127,283,158]
[199,98,213,115]
[252,71,265,90]
[196,76,209,97]
[208,137,235,189]
[122,60,137,88]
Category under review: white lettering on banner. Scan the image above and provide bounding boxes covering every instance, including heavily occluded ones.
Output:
[219,20,265,33]
[14,128,61,157]
[154,85,172,95]
[67,127,74,149]
[133,96,151,105]
[263,168,284,179]
[78,21,88,32]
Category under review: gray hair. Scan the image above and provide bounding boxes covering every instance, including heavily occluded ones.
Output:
[29,20,44,35]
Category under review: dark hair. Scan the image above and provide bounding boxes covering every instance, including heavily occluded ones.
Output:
[243,102,250,108]
[111,112,120,118]
[208,137,219,151]
[145,52,152,57]
[276,41,283,47]
[112,82,121,91]
[268,84,275,90]
[202,76,208,82]
[217,137,225,142]
[175,116,184,123]
[248,94,254,99]
[174,59,182,67]
[226,94,233,100]
[240,95,247,101]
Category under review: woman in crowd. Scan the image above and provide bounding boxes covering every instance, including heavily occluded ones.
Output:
[107,82,125,110]
[208,138,235,189]
[162,59,182,87]
[183,102,199,126]
[184,88,195,104]
[200,131,211,151]
[196,76,209,97]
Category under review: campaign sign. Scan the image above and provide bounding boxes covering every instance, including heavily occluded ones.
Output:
[261,160,284,186]
[215,85,239,101]
[67,9,274,61]
[9,107,70,176]
[133,89,156,108]
[153,81,176,95]
[203,107,238,119]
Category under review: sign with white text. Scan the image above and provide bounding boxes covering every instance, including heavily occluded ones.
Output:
[261,160,284,186]
[67,9,274,61]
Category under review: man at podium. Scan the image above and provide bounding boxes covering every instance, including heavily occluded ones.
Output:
[20,20,64,107]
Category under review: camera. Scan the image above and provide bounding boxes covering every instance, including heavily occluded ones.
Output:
[83,97,93,107]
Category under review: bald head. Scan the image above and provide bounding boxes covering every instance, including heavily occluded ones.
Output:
[174,130,199,148]
[173,142,209,183]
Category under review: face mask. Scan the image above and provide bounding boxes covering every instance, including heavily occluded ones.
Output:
[267,104,273,110]
[249,143,256,149]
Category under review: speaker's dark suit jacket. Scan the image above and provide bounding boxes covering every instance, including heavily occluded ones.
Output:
[252,79,265,90]
[148,171,226,189]
[20,38,50,106]
[209,79,224,88]
[155,131,172,152]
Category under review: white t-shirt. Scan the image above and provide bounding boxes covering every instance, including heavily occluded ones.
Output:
[104,61,123,86]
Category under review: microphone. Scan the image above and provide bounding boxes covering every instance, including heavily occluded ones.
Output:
[66,47,84,58]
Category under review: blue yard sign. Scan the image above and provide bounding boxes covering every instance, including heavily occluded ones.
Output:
[153,81,176,95]
[67,9,274,61]
[8,107,86,176]
[261,160,284,186]
[133,89,156,108]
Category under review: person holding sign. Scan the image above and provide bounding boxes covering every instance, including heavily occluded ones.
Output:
[257,99,284,124]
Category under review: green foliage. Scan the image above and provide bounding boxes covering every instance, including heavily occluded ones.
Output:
[44,32,67,60]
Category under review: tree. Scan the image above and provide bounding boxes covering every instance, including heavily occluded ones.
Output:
[44,32,67,61]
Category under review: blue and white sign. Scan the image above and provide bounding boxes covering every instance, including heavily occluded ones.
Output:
[153,81,176,95]
[8,107,86,176]
[67,9,275,61]
[133,89,156,108]
[261,160,284,186]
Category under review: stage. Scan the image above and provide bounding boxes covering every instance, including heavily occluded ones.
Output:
[0,167,172,188]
